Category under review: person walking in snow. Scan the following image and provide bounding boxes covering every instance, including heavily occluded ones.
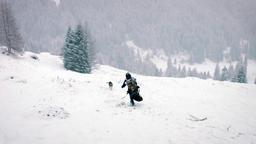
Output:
[121,72,143,106]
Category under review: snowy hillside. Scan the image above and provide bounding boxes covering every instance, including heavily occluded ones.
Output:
[0,52,256,144]
[126,40,256,83]
[126,40,168,71]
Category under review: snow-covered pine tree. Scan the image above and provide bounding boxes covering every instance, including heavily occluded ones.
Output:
[220,66,228,81]
[232,60,247,83]
[0,0,24,54]
[63,24,92,74]
[236,65,247,83]
[72,24,90,73]
[231,63,239,82]
[213,63,220,80]
[166,58,177,77]
[63,27,76,70]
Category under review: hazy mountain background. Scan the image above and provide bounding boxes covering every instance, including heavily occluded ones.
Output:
[11,0,256,75]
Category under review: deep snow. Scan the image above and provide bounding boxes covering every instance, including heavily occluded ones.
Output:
[0,52,256,144]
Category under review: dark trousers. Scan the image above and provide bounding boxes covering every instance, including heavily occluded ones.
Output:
[128,90,143,105]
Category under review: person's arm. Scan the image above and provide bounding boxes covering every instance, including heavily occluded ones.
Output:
[121,80,126,88]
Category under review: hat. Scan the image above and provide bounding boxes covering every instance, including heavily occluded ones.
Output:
[126,72,131,79]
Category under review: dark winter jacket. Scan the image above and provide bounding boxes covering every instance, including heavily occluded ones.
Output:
[121,77,139,94]
[122,77,143,103]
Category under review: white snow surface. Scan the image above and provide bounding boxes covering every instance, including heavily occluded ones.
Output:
[0,52,256,144]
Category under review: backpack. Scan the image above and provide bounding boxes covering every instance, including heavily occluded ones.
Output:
[126,77,138,92]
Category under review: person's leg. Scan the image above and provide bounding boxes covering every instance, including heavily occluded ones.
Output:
[128,90,135,106]
[130,94,135,106]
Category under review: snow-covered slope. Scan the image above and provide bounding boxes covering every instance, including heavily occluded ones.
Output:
[126,40,168,72]
[126,41,256,83]
[0,52,256,144]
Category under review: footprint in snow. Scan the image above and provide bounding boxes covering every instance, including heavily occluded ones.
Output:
[116,102,126,107]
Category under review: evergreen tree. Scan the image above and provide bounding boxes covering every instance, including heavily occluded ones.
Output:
[213,63,220,80]
[231,63,240,82]
[63,27,76,70]
[220,66,228,81]
[165,58,172,76]
[254,78,256,84]
[202,72,207,79]
[232,61,247,83]
[0,1,24,54]
[166,58,177,77]
[206,71,211,78]
[63,24,93,74]
[236,65,247,83]
[73,24,90,73]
